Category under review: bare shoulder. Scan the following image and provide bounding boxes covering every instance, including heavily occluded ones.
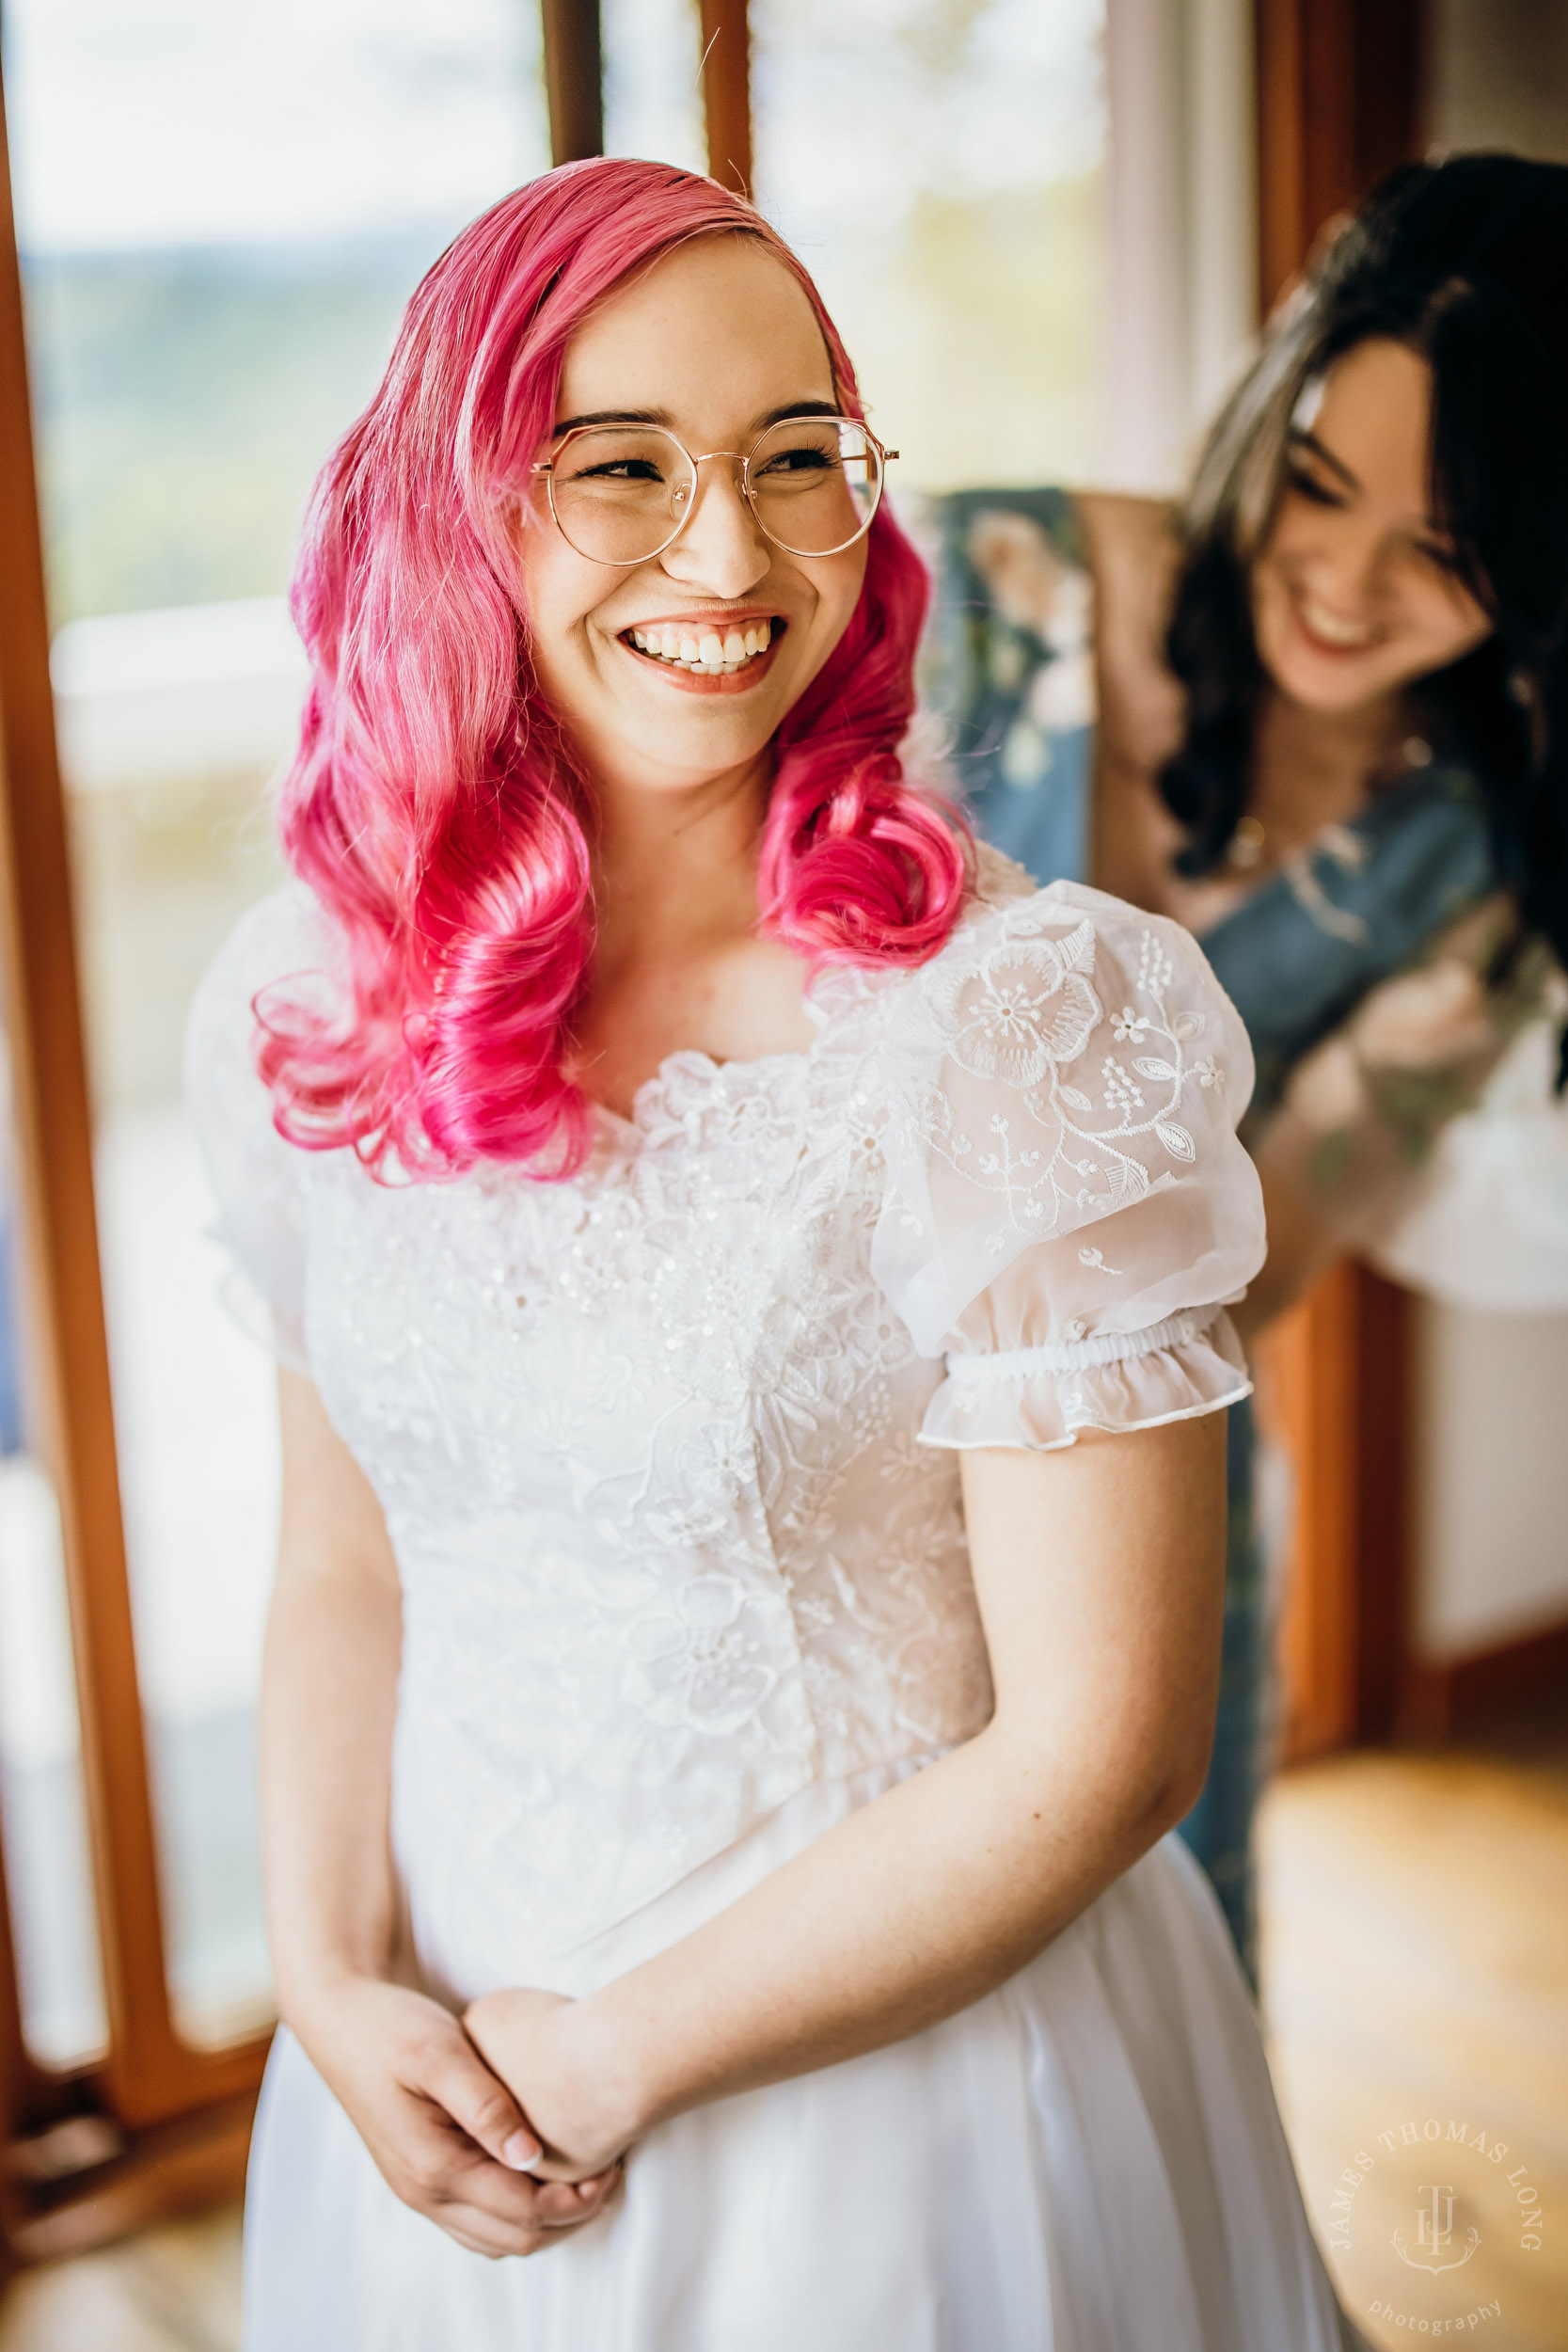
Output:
[1074,496,1183,696]
[1074,490,1180,581]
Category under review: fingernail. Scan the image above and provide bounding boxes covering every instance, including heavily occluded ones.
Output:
[501,2130,541,2169]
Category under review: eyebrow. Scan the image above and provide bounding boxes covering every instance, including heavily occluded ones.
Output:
[551,396,843,437]
[1289,427,1360,492]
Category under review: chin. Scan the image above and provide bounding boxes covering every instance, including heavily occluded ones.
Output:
[1258,622,1403,717]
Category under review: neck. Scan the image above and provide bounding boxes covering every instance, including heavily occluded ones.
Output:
[1258,681,1408,779]
[590,751,772,978]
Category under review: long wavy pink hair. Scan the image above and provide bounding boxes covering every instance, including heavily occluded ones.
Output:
[260,156,968,1179]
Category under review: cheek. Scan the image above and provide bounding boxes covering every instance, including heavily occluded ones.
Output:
[799,546,868,655]
[517,544,610,688]
[1404,578,1491,664]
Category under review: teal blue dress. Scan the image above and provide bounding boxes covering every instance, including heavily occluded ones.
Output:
[921,489,1500,1984]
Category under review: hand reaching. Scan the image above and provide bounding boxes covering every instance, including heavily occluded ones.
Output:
[293,1976,621,2258]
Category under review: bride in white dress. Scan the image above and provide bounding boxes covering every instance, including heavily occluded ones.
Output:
[188,157,1351,2348]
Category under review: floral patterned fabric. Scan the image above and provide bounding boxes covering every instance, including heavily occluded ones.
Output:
[911,486,1095,885]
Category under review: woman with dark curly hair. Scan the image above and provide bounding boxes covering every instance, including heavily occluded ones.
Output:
[927,152,1568,1979]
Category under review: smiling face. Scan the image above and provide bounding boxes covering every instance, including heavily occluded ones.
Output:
[516,234,870,800]
[1251,337,1494,716]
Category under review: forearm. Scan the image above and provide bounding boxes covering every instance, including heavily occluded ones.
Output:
[260,1543,403,2026]
[469,1417,1226,2170]
[567,1692,1200,2147]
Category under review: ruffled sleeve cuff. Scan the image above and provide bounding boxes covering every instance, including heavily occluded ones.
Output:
[919,1306,1251,1453]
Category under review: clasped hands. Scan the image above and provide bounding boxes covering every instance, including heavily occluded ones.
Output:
[297,1975,635,2263]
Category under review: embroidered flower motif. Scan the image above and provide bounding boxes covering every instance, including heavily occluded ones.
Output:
[890,902,1223,1257]
[626,1575,781,1737]
[923,917,1102,1087]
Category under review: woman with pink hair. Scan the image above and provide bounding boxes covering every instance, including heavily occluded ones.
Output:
[188,159,1349,2349]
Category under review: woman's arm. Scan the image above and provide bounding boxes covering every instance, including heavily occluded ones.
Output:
[467,1410,1227,2172]
[265,1371,619,2252]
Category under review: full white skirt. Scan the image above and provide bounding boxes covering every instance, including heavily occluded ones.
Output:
[244,1774,1344,2352]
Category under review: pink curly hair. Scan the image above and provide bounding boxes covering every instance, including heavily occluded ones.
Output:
[260,155,968,1179]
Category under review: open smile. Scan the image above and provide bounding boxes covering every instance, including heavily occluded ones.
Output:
[619,613,785,687]
[1291,590,1382,657]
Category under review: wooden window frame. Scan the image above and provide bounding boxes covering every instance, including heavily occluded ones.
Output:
[542,0,752,192]
[0,56,266,2262]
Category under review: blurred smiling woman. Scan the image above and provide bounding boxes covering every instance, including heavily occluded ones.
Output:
[187,160,1350,2349]
[936,154,1568,1977]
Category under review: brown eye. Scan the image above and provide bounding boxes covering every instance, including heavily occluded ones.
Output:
[1414,536,1464,576]
[1286,463,1343,509]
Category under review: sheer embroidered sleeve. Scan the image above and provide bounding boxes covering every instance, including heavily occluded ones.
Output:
[182,885,335,1377]
[871,879,1266,1449]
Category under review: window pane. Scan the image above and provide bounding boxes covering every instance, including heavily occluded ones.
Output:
[602,0,707,173]
[751,0,1108,490]
[7,0,549,2051]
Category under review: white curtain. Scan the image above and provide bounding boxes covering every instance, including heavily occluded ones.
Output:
[1101,0,1259,492]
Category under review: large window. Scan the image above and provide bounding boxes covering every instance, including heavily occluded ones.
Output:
[752,0,1108,492]
[2,0,551,2073]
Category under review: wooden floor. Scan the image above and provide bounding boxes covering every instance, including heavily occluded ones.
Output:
[0,1720,1562,2351]
[1260,1708,1568,2352]
[0,2205,240,2352]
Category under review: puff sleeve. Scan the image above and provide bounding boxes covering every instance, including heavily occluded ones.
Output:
[871,879,1266,1450]
[182,886,335,1376]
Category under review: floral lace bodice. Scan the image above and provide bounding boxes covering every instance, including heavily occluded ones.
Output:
[187,849,1264,1956]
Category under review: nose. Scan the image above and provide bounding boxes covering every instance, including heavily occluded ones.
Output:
[658,455,771,601]
[1309,512,1399,617]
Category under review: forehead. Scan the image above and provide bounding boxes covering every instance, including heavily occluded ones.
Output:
[1311,338,1434,510]
[554,235,837,436]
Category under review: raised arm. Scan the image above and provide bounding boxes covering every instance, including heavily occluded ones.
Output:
[264,1370,619,2252]
[467,1409,1227,2172]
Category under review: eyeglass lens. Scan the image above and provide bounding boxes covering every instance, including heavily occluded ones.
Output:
[547,419,881,564]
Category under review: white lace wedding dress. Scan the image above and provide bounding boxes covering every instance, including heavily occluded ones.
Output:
[188,847,1346,2351]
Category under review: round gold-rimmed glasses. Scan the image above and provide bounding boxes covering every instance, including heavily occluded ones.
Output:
[531,414,897,566]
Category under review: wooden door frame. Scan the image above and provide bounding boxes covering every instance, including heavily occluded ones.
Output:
[1251,0,1430,1760]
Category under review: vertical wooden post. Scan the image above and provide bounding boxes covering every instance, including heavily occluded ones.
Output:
[541,0,604,167]
[1263,1264,1410,1760]
[1255,0,1428,311]
[1252,0,1430,1760]
[0,62,263,2127]
[698,0,752,198]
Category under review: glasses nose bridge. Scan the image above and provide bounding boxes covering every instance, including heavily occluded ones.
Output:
[674,445,761,537]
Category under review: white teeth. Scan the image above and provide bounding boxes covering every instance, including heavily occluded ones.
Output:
[627,621,778,673]
[1301,599,1371,647]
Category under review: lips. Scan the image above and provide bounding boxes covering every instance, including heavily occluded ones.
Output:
[1292,593,1378,654]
